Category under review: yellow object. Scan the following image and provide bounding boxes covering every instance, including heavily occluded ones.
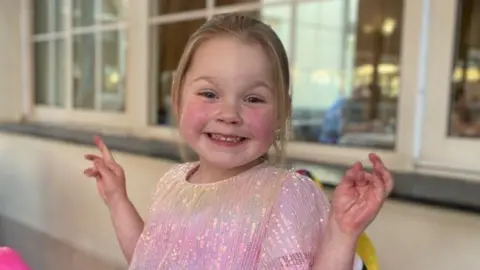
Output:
[296,169,379,270]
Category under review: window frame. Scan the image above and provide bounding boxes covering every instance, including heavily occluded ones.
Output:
[417,0,480,177]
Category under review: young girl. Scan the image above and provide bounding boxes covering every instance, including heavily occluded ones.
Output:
[84,14,393,269]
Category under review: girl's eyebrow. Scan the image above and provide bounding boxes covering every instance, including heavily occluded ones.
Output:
[187,75,218,86]
[187,75,272,91]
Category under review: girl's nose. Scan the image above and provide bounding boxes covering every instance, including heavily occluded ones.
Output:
[216,103,242,125]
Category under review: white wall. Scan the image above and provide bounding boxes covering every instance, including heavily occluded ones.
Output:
[0,0,23,121]
[0,132,176,266]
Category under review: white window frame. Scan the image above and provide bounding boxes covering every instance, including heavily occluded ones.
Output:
[417,0,480,179]
[137,0,425,172]
[24,0,130,129]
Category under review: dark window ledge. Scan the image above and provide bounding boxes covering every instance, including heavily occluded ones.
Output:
[1,122,479,214]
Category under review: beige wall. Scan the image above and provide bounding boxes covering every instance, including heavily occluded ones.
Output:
[0,0,23,121]
[0,132,176,266]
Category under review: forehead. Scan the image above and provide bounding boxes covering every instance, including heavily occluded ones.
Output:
[186,35,273,84]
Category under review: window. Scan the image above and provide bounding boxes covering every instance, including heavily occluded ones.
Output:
[291,0,403,150]
[33,0,127,112]
[447,0,480,138]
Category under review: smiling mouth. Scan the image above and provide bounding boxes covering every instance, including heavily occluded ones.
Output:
[206,133,247,145]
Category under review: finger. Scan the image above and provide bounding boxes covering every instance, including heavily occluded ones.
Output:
[366,172,386,199]
[94,159,113,176]
[94,135,114,162]
[370,156,394,196]
[379,166,394,195]
[368,152,384,166]
[84,167,99,177]
[342,162,363,185]
[85,154,102,161]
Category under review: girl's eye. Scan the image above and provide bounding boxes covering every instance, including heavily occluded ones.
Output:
[198,90,217,99]
[245,96,265,103]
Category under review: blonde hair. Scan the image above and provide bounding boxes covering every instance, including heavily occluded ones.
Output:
[172,13,291,164]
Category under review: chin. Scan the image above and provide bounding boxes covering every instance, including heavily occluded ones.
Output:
[201,154,255,170]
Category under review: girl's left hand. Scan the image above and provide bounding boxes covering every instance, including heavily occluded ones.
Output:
[330,153,394,239]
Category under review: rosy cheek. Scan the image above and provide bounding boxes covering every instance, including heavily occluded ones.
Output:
[244,108,276,141]
[179,99,211,138]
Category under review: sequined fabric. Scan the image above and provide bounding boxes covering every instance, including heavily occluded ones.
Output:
[129,162,330,270]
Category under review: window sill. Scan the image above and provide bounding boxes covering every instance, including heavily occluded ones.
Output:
[1,121,479,214]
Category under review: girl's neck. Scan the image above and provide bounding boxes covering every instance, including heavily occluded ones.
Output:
[189,158,264,184]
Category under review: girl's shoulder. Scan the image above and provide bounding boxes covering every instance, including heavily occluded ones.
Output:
[263,165,331,220]
[261,165,328,200]
[158,162,198,182]
[263,165,320,187]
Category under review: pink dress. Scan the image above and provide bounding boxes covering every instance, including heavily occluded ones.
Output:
[129,162,330,269]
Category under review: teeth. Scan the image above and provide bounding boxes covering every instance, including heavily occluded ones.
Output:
[210,133,242,142]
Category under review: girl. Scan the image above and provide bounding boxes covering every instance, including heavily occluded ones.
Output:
[84,14,393,269]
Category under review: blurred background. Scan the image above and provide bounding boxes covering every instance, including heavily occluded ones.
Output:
[0,0,479,269]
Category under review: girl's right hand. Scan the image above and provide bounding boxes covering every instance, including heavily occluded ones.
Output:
[84,136,127,206]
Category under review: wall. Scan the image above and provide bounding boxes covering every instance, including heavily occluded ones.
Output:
[0,0,23,121]
[0,132,176,268]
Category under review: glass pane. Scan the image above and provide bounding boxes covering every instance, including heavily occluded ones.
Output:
[33,0,49,34]
[448,0,480,137]
[101,30,127,111]
[34,42,50,104]
[292,0,403,150]
[34,40,65,107]
[215,0,258,6]
[151,19,205,125]
[73,34,96,109]
[100,0,127,23]
[150,0,206,16]
[54,0,66,31]
[73,0,96,27]
[54,39,66,106]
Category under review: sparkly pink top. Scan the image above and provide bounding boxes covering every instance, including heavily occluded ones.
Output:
[129,162,330,269]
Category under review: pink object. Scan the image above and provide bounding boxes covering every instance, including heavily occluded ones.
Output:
[0,247,30,270]
[129,162,330,269]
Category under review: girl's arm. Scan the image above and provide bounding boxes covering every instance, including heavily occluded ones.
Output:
[313,153,393,270]
[83,136,145,263]
[312,221,357,270]
[108,196,144,264]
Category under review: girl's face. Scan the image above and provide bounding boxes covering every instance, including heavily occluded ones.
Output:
[178,36,276,170]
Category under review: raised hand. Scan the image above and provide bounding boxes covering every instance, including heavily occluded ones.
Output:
[84,136,127,206]
[330,153,394,238]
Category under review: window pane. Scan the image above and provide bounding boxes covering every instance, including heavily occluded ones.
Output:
[101,30,127,112]
[150,0,206,16]
[73,0,96,27]
[448,0,480,137]
[34,42,50,104]
[151,19,206,125]
[34,41,66,107]
[34,0,66,34]
[292,0,403,150]
[54,39,66,106]
[54,0,66,31]
[33,0,49,34]
[73,34,96,109]
[101,0,127,23]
